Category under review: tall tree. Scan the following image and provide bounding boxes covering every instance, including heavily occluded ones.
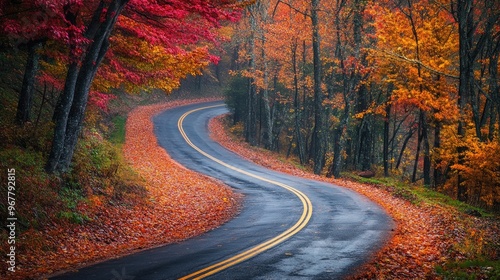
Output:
[311,0,325,174]
[245,4,258,146]
[452,0,499,201]
[19,0,242,173]
[46,0,129,173]
[15,41,42,125]
[366,0,459,185]
[1,0,85,125]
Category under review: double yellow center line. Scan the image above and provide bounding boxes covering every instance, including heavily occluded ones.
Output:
[177,104,313,279]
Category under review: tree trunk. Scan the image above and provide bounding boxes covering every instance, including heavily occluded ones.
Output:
[396,127,415,170]
[487,43,499,140]
[412,112,423,183]
[328,127,343,178]
[59,39,111,171]
[261,35,273,149]
[292,40,306,164]
[422,112,431,186]
[328,94,351,178]
[46,62,79,173]
[433,123,444,188]
[46,0,128,173]
[311,0,325,174]
[456,0,474,202]
[16,41,42,125]
[245,8,258,146]
[353,0,370,171]
[356,87,372,171]
[383,100,391,177]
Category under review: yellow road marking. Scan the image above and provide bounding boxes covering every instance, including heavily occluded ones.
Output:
[177,104,313,280]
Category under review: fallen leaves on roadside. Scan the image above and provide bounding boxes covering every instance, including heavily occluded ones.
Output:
[5,99,241,280]
[209,114,500,279]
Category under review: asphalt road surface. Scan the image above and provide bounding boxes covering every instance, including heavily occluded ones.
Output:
[52,101,394,280]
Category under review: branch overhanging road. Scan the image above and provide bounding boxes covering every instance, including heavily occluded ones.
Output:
[51,100,394,280]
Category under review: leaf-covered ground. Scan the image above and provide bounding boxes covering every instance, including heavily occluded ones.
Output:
[6,99,240,279]
[209,115,500,279]
[6,99,498,279]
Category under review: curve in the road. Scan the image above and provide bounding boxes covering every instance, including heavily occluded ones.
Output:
[177,104,313,279]
[49,101,393,280]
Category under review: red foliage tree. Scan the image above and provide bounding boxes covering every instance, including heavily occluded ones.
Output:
[2,0,242,173]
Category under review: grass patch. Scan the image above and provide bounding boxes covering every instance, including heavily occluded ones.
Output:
[57,192,91,225]
[110,115,127,144]
[343,173,419,203]
[343,172,492,217]
[412,187,490,217]
[436,259,500,279]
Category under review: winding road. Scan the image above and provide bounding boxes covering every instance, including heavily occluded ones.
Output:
[52,101,394,280]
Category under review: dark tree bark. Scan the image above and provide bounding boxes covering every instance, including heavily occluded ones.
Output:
[46,0,128,173]
[245,6,258,146]
[328,127,343,178]
[456,0,474,202]
[422,112,431,186]
[260,39,273,149]
[383,99,391,177]
[433,123,444,188]
[488,45,499,141]
[356,86,372,171]
[15,41,42,125]
[412,113,423,183]
[59,38,111,170]
[396,126,416,170]
[311,0,325,174]
[245,76,257,145]
[46,62,79,173]
[292,40,306,164]
[353,0,371,172]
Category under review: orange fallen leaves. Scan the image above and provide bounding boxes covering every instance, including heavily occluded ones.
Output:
[5,101,498,279]
[4,99,240,280]
[209,114,500,279]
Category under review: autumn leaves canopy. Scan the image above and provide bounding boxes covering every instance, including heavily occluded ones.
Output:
[1,0,499,206]
[226,0,499,207]
[0,0,242,173]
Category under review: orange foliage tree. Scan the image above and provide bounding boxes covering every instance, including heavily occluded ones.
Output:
[226,0,500,208]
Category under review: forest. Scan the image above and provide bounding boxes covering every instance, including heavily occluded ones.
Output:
[0,0,499,278]
[224,0,500,210]
[0,1,244,277]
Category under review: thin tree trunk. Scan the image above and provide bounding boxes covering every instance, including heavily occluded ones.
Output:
[383,101,391,177]
[328,127,342,178]
[422,112,431,186]
[456,0,474,202]
[433,123,444,188]
[261,35,273,149]
[16,41,42,125]
[396,127,415,170]
[292,40,306,164]
[311,0,325,174]
[487,43,499,140]
[412,112,423,183]
[328,93,351,178]
[245,9,257,146]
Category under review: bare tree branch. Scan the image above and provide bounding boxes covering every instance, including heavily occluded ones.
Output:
[273,0,310,18]
[368,48,460,80]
